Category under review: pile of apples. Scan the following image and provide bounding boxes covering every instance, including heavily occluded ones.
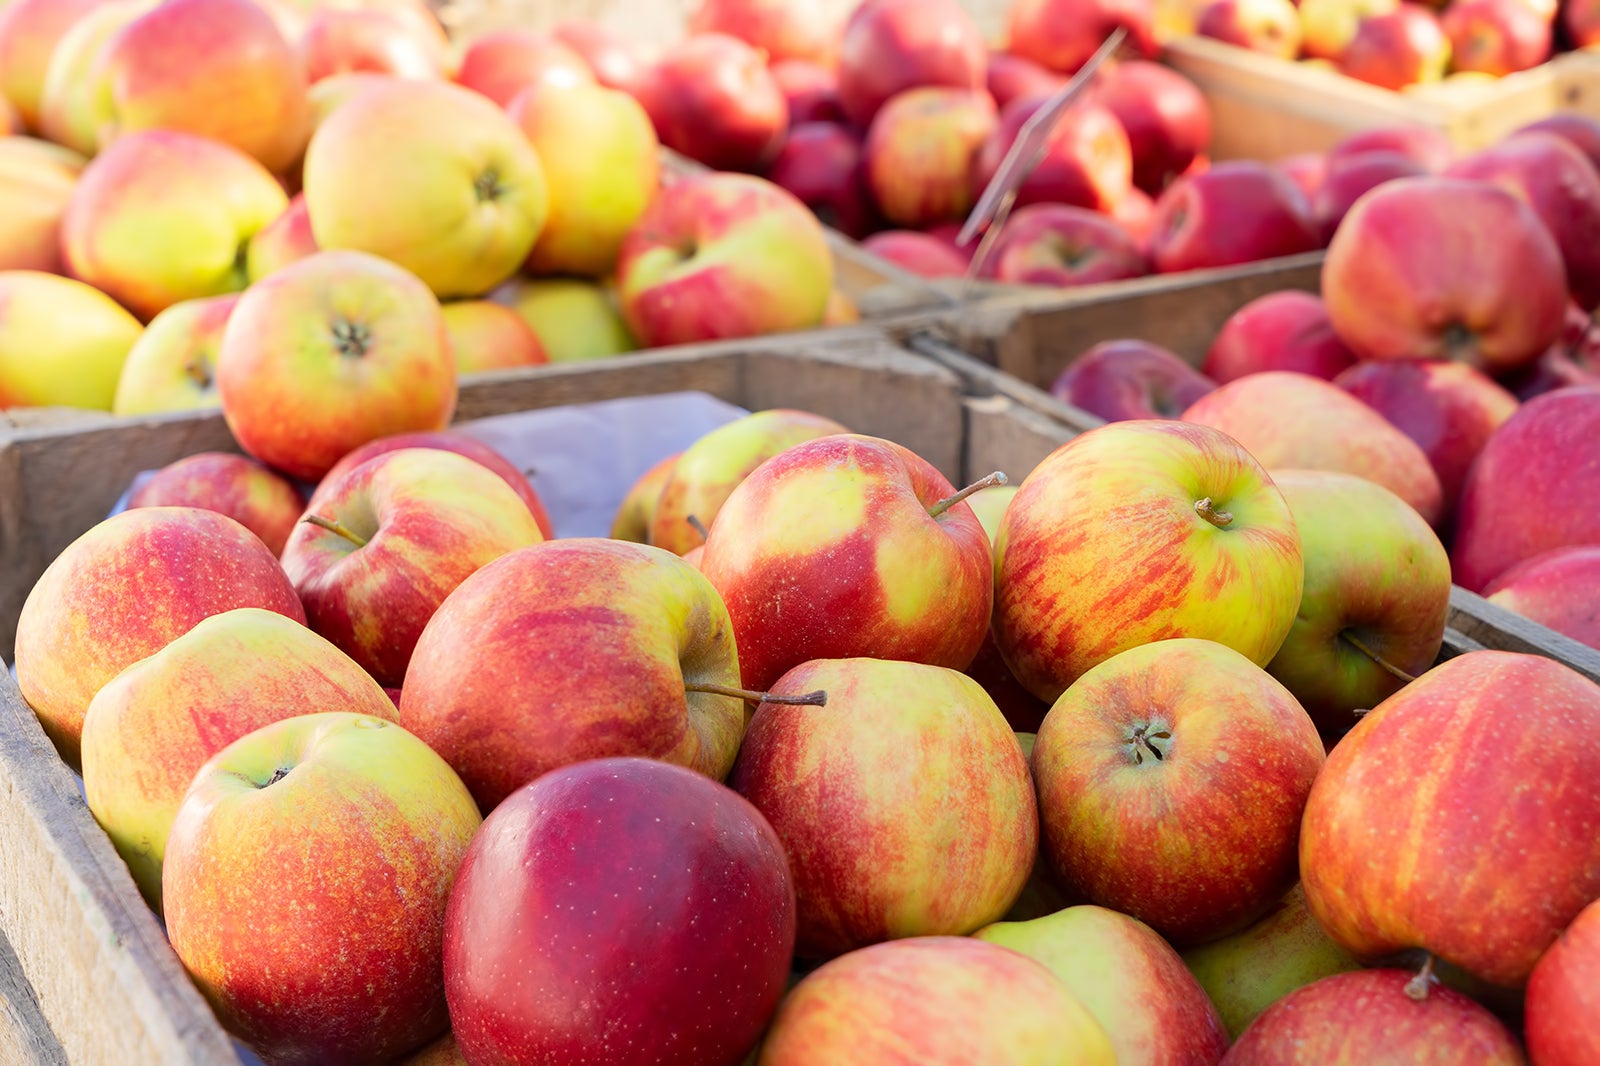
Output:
[0,0,848,415]
[1191,0,1591,92]
[1050,111,1600,653]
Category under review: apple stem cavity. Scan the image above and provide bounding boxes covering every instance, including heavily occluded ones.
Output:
[1194,497,1234,527]
[684,681,828,707]
[1404,954,1439,1001]
[928,471,1008,519]
[686,514,710,541]
[474,167,504,203]
[261,766,291,789]
[1340,631,1417,684]
[302,513,369,549]
[184,357,212,390]
[1128,724,1171,765]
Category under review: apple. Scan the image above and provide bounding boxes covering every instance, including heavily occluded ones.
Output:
[1092,60,1212,197]
[1326,124,1455,172]
[1222,969,1526,1063]
[1006,0,1160,75]
[757,937,1118,1064]
[284,447,544,688]
[1048,338,1216,420]
[0,98,16,136]
[766,122,876,240]
[616,172,833,348]
[36,0,157,157]
[79,608,395,910]
[1276,153,1328,204]
[13,507,305,769]
[1196,0,1304,59]
[1333,359,1518,517]
[983,204,1150,287]
[610,451,681,542]
[835,0,987,128]
[1322,176,1567,375]
[440,299,548,374]
[90,0,309,172]
[550,20,644,95]
[444,756,793,1066]
[0,134,83,273]
[1525,899,1600,1066]
[508,79,660,277]
[1299,0,1399,60]
[1483,546,1600,651]
[1337,4,1451,91]
[689,0,836,66]
[298,6,451,84]
[490,276,637,361]
[127,452,305,555]
[700,434,993,692]
[732,658,1035,957]
[976,906,1230,1064]
[0,0,113,132]
[61,129,288,321]
[1446,131,1600,311]
[109,293,236,416]
[1300,649,1600,987]
[1182,371,1445,526]
[861,230,971,277]
[1148,161,1321,274]
[1110,185,1158,248]
[971,96,1135,215]
[399,539,752,811]
[986,51,1066,111]
[0,270,143,410]
[638,33,787,173]
[995,419,1303,702]
[864,87,997,228]
[397,1033,465,1065]
[1517,112,1600,173]
[771,58,845,124]
[310,429,554,541]
[1312,150,1427,242]
[454,29,592,108]
[1180,885,1361,1039]
[1441,0,1552,77]
[246,194,319,282]
[303,78,548,299]
[1203,291,1357,383]
[649,408,850,556]
[1453,386,1600,590]
[216,249,456,482]
[163,711,481,1064]
[1034,638,1325,946]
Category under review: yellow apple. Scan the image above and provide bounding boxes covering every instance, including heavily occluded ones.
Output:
[36,0,157,156]
[0,270,143,409]
[489,276,637,361]
[0,135,84,273]
[440,299,548,373]
[0,0,116,132]
[111,293,238,415]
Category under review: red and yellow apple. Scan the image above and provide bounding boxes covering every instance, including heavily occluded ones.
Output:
[689,0,836,66]
[1441,0,1552,77]
[864,86,996,228]
[1337,4,1451,90]
[489,277,637,361]
[971,96,1134,215]
[1196,0,1304,59]
[127,451,304,555]
[1299,0,1398,59]
[0,135,84,273]
[453,29,592,108]
[610,452,681,543]
[35,0,157,156]
[246,194,320,282]
[297,6,452,84]
[984,205,1150,288]
[440,300,547,374]
[109,293,237,416]
[0,0,115,133]
[1483,546,1600,652]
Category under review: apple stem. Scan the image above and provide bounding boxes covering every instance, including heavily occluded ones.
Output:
[302,513,369,549]
[1403,954,1438,1001]
[929,471,1008,518]
[1340,632,1417,684]
[685,681,828,707]
[1194,497,1234,527]
[260,766,291,789]
[686,514,710,540]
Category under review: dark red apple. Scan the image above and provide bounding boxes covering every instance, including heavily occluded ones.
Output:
[1442,0,1553,77]
[1148,160,1320,273]
[1567,0,1600,46]
[639,33,787,172]
[862,230,971,278]
[971,95,1134,213]
[985,50,1065,111]
[1203,291,1357,383]
[982,204,1149,287]
[442,757,795,1066]
[835,0,987,129]
[1049,339,1217,421]
[1313,150,1427,242]
[1006,0,1160,75]
[1518,112,1600,174]
[1326,124,1455,172]
[1093,60,1212,197]
[771,58,844,125]
[766,121,877,239]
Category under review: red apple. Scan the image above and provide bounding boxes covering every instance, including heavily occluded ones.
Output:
[1525,899,1600,1066]
[689,0,836,66]
[443,756,794,1066]
[298,7,451,83]
[1149,160,1321,273]
[1111,185,1157,247]
[1300,650,1600,988]
[1337,4,1451,90]
[1275,152,1328,204]
[1033,638,1326,946]
[1203,291,1358,383]
[1093,60,1212,197]
[1446,131,1600,311]
[440,299,549,374]
[986,50,1066,111]
[1441,0,1552,77]
[1483,546,1600,651]
[1321,176,1567,375]
[1453,386,1600,590]
[128,452,305,555]
[865,86,997,227]
[983,203,1149,287]
[771,58,844,124]
[0,0,113,133]
[1333,359,1519,517]
[454,29,592,108]
[1222,969,1526,1063]
[1326,124,1455,172]
[1313,149,1427,242]
[1049,339,1216,420]
[971,96,1135,214]
[246,193,318,282]
[550,20,644,95]
[1006,0,1160,75]
[638,33,786,172]
[862,230,971,277]
[1517,112,1600,173]
[768,123,876,237]
[1196,0,1304,59]
[834,0,987,129]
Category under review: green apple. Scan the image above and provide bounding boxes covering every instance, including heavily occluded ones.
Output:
[490,276,637,362]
